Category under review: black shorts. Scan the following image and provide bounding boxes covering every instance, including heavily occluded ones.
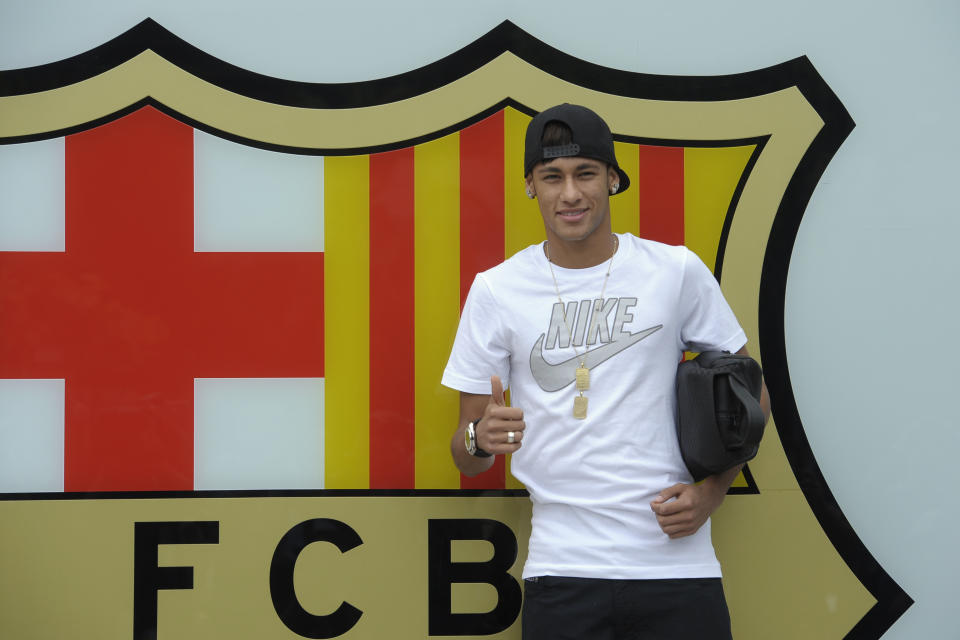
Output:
[522,576,733,640]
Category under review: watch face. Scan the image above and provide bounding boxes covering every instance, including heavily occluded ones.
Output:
[464,422,477,455]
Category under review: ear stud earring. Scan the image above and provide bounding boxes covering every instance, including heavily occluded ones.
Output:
[610,183,619,195]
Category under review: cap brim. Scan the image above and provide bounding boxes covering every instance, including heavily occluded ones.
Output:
[613,166,631,195]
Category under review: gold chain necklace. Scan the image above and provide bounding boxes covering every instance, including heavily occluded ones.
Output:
[545,234,618,419]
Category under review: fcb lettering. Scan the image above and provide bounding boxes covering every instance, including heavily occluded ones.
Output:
[132,517,522,640]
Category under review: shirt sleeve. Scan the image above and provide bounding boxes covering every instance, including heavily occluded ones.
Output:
[441,273,512,394]
[677,249,748,354]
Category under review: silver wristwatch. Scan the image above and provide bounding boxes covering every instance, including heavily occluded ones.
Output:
[464,418,492,457]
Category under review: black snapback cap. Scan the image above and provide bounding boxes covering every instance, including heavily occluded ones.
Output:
[524,103,630,195]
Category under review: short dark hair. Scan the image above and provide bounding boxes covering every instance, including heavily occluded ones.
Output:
[541,120,573,149]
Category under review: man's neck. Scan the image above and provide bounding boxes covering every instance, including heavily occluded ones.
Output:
[544,231,617,269]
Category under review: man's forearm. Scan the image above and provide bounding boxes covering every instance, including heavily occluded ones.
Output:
[702,464,743,506]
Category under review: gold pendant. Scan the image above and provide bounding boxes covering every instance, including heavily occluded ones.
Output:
[575,366,590,391]
[573,395,588,419]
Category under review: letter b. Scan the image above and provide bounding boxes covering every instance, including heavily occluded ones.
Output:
[428,518,522,635]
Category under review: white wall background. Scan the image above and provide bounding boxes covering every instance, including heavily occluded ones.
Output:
[2,1,957,638]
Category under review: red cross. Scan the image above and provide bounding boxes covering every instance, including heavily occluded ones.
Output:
[0,107,324,491]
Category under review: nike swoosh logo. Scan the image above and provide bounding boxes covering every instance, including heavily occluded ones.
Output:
[528,324,663,392]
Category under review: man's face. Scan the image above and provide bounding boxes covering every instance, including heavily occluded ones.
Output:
[526,156,619,246]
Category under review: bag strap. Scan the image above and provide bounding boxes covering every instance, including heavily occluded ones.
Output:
[722,374,765,450]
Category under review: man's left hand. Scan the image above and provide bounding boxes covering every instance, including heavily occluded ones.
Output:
[650,482,726,539]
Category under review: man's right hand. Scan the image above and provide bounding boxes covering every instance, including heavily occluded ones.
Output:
[475,375,525,455]
[452,375,525,476]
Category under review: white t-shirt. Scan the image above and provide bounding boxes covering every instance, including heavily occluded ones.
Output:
[442,233,747,579]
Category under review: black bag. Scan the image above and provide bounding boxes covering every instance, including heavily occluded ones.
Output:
[675,351,765,481]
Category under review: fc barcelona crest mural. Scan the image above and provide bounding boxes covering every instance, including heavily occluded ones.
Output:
[0,18,910,639]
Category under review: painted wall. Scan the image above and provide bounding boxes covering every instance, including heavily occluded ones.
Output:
[1,1,957,639]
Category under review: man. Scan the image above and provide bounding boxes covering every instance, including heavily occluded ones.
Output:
[442,103,770,639]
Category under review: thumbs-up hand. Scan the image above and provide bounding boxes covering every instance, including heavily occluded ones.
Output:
[477,375,525,454]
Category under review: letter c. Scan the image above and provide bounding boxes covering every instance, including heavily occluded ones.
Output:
[269,518,363,639]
